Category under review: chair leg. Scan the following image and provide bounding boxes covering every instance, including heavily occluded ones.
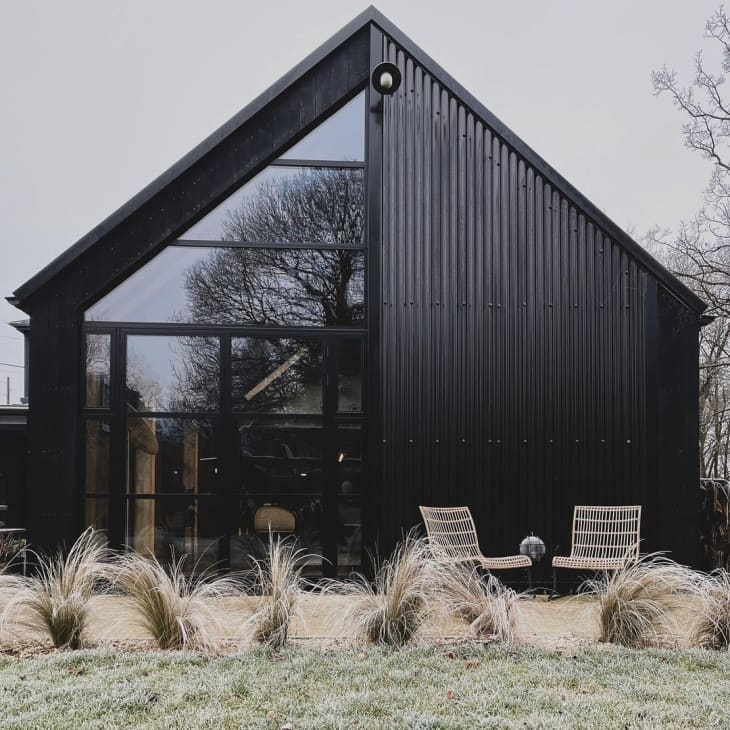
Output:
[549,567,558,600]
[527,566,533,591]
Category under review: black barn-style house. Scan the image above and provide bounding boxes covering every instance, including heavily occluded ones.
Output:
[8,7,708,576]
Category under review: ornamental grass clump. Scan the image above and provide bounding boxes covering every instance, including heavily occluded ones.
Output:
[245,534,310,650]
[0,527,113,649]
[114,552,239,652]
[691,570,730,650]
[581,553,701,648]
[331,533,445,647]
[442,566,520,643]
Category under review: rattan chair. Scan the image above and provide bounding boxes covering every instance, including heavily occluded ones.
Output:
[552,505,642,592]
[419,505,531,571]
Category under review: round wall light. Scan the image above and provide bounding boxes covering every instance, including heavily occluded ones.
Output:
[371,62,402,95]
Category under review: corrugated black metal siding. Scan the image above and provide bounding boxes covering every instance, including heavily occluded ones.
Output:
[378,37,649,562]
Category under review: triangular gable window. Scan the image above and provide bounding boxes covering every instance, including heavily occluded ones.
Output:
[85,88,366,326]
[180,90,365,243]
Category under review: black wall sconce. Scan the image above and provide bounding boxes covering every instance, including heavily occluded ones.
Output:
[371,62,402,95]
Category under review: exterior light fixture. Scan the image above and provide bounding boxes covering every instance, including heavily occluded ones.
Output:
[371,62,402,95]
[519,532,546,564]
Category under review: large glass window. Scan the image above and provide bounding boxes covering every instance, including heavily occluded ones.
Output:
[126,336,219,412]
[83,85,367,575]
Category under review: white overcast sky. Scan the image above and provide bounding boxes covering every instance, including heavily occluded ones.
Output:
[0,0,722,403]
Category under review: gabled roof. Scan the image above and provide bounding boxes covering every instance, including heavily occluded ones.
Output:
[10,5,707,314]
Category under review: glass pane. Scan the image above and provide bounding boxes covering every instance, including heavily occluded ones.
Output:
[232,338,322,413]
[179,166,363,243]
[85,334,110,407]
[337,424,362,496]
[85,497,108,531]
[126,496,222,571]
[236,421,324,494]
[126,335,219,412]
[86,247,364,327]
[338,339,363,412]
[281,91,365,161]
[126,417,218,495]
[85,419,111,495]
[338,497,361,575]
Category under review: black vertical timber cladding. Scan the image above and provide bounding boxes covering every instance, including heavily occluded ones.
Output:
[378,35,678,565]
[654,285,701,566]
[22,30,370,551]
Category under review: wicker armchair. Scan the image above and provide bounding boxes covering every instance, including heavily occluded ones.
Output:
[552,505,642,592]
[419,506,531,571]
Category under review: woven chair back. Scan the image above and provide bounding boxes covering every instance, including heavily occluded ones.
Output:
[254,505,296,534]
[419,506,483,562]
[569,505,641,562]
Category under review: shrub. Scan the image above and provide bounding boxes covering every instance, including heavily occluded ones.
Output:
[329,533,446,646]
[691,570,730,649]
[0,527,113,649]
[581,554,701,648]
[245,534,310,650]
[114,551,239,652]
[442,566,519,642]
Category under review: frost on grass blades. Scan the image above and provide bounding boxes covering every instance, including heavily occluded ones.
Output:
[0,527,114,649]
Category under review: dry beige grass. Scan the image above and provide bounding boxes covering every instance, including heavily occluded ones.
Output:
[244,535,310,650]
[327,534,453,646]
[113,552,241,652]
[0,528,113,649]
[691,569,730,649]
[441,565,521,642]
[581,554,704,648]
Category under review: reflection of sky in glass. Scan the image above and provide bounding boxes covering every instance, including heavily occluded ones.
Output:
[280,91,364,161]
[127,335,185,411]
[180,167,302,241]
[126,334,218,412]
[86,247,203,323]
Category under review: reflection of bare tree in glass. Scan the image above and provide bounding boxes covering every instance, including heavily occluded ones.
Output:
[185,168,364,327]
[232,338,322,413]
[172,168,363,411]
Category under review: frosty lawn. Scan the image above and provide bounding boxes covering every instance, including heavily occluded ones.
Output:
[0,644,728,729]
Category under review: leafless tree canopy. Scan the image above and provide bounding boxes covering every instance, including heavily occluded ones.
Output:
[170,167,363,412]
[649,6,730,476]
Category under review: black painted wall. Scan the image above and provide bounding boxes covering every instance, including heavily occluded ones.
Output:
[376,34,701,568]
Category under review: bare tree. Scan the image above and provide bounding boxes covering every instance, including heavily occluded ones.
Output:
[649,6,730,477]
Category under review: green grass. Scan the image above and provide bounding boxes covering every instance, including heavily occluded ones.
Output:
[0,644,729,728]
